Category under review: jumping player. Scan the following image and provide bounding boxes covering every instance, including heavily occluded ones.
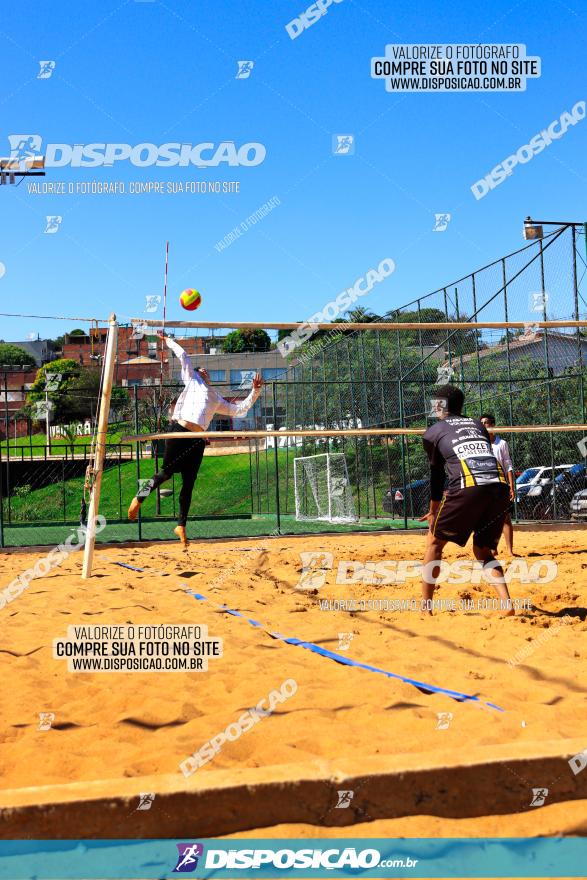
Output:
[418,385,514,615]
[480,413,516,556]
[128,332,263,548]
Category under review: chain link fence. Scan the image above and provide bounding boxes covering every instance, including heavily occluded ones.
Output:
[271,225,587,526]
[1,227,586,546]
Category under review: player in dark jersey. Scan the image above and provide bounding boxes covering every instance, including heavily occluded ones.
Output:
[419,385,514,615]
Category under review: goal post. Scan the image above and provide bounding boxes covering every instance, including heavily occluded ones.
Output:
[294,453,357,523]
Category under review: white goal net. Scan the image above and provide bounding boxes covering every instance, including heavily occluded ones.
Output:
[294,453,357,523]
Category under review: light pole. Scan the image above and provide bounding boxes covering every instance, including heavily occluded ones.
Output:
[523,216,587,260]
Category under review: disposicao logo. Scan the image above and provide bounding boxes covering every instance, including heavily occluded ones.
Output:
[6,135,266,168]
[173,843,204,873]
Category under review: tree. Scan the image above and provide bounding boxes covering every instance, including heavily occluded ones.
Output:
[25,359,101,423]
[335,307,382,324]
[286,306,380,351]
[60,370,101,421]
[0,343,37,368]
[498,328,527,345]
[383,306,480,355]
[110,386,130,413]
[137,387,177,433]
[223,329,271,353]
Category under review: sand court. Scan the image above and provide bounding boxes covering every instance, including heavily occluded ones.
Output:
[1,528,586,837]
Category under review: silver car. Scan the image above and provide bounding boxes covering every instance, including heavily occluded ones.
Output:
[570,488,587,520]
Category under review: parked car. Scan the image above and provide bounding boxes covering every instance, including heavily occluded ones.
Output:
[383,478,431,518]
[531,463,587,519]
[570,487,587,520]
[515,465,574,517]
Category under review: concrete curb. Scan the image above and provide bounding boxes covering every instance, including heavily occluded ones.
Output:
[2,738,587,838]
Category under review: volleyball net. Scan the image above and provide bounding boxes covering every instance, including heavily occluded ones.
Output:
[2,349,586,552]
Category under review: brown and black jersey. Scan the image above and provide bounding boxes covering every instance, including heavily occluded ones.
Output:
[423,416,507,500]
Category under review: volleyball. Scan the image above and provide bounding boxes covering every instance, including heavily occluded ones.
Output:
[180,288,202,311]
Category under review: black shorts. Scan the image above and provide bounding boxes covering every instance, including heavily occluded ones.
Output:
[432,483,510,550]
[161,423,206,478]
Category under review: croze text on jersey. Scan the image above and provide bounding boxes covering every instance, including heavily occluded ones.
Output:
[423,416,507,493]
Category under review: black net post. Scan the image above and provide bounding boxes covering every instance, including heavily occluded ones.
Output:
[134,386,142,541]
[272,382,281,534]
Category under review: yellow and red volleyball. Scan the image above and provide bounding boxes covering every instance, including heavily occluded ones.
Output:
[179,288,202,311]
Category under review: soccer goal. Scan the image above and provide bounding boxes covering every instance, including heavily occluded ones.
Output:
[294,453,357,523]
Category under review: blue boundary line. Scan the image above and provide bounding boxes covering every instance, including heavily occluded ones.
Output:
[113,560,504,711]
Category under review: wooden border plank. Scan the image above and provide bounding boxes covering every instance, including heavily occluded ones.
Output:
[2,739,587,838]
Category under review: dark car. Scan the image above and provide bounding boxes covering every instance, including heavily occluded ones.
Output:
[383,478,430,518]
[515,465,574,518]
[533,463,587,520]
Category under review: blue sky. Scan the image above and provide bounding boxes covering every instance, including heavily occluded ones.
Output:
[1,0,586,342]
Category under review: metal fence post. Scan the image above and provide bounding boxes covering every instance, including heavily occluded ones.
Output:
[248,439,255,516]
[453,287,466,398]
[134,386,142,541]
[3,372,8,444]
[376,330,393,515]
[572,225,586,423]
[283,380,290,513]
[502,257,519,523]
[398,379,408,529]
[0,448,4,548]
[345,338,362,519]
[61,459,66,521]
[471,272,483,412]
[5,419,10,526]
[118,444,123,520]
[272,382,281,534]
[155,445,161,517]
[539,239,556,520]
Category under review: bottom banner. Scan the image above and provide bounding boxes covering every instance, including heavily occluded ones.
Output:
[0,838,586,878]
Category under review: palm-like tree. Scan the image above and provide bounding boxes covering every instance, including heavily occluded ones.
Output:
[335,306,382,324]
[61,422,81,455]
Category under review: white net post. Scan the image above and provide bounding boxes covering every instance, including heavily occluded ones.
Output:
[81,314,118,578]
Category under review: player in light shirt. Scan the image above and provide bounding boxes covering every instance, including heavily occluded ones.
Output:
[128,333,263,548]
[481,413,516,556]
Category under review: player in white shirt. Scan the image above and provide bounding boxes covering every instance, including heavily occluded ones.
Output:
[480,414,516,555]
[128,333,263,548]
